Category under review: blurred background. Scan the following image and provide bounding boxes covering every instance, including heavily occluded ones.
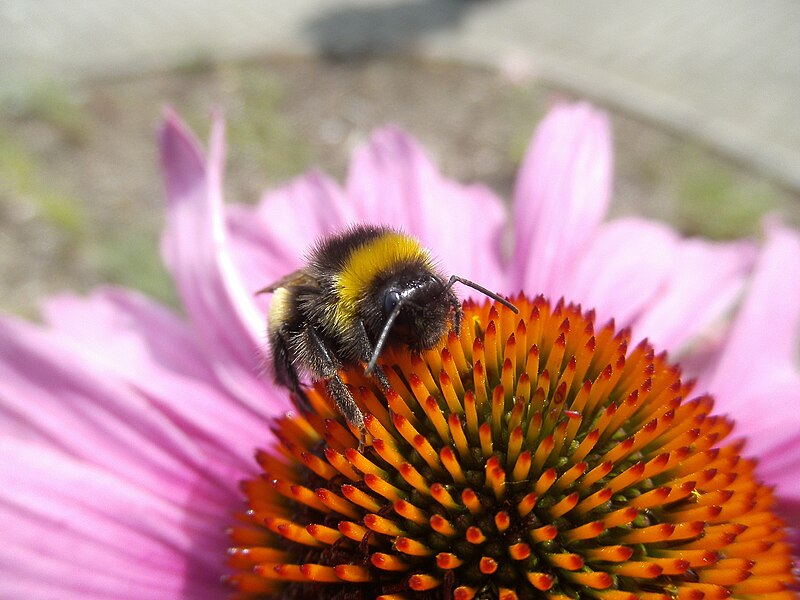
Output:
[1,0,799,316]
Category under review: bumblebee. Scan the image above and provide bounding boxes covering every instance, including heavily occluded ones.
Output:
[261,224,517,440]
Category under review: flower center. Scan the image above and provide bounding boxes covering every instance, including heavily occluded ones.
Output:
[227,295,796,599]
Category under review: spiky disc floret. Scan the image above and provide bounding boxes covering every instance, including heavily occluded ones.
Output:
[228,296,796,599]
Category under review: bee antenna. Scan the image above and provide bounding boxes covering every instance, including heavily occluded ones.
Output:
[446,275,519,314]
[365,299,405,375]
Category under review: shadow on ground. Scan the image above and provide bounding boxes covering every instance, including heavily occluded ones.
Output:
[304,0,504,58]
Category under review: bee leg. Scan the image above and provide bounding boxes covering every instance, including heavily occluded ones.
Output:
[272,331,312,412]
[356,320,391,391]
[306,326,366,449]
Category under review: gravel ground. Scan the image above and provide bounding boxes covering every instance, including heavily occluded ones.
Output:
[1,56,797,317]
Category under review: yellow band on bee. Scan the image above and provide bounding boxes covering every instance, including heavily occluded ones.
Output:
[335,232,433,321]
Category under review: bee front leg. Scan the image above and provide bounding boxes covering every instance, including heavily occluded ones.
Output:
[306,326,366,449]
[356,320,392,392]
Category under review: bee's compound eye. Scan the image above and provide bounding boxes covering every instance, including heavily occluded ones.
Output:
[383,289,401,315]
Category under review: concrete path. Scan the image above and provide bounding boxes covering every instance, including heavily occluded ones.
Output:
[2,0,798,191]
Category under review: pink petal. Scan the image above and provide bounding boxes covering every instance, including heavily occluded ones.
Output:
[0,439,227,600]
[0,315,237,504]
[560,218,678,328]
[227,172,355,315]
[347,126,441,229]
[251,170,355,276]
[428,180,507,291]
[703,225,800,468]
[346,126,506,287]
[226,202,296,294]
[509,103,612,297]
[159,109,267,405]
[776,498,800,549]
[632,238,756,351]
[40,287,274,467]
[731,380,800,496]
[706,225,800,399]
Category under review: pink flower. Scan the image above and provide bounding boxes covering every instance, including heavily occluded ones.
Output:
[1,102,798,598]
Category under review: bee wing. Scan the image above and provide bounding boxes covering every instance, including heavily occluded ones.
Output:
[256,269,316,294]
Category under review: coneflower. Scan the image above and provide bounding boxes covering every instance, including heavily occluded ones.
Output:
[229,297,796,599]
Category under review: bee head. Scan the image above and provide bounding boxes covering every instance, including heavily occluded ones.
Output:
[379,271,458,351]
